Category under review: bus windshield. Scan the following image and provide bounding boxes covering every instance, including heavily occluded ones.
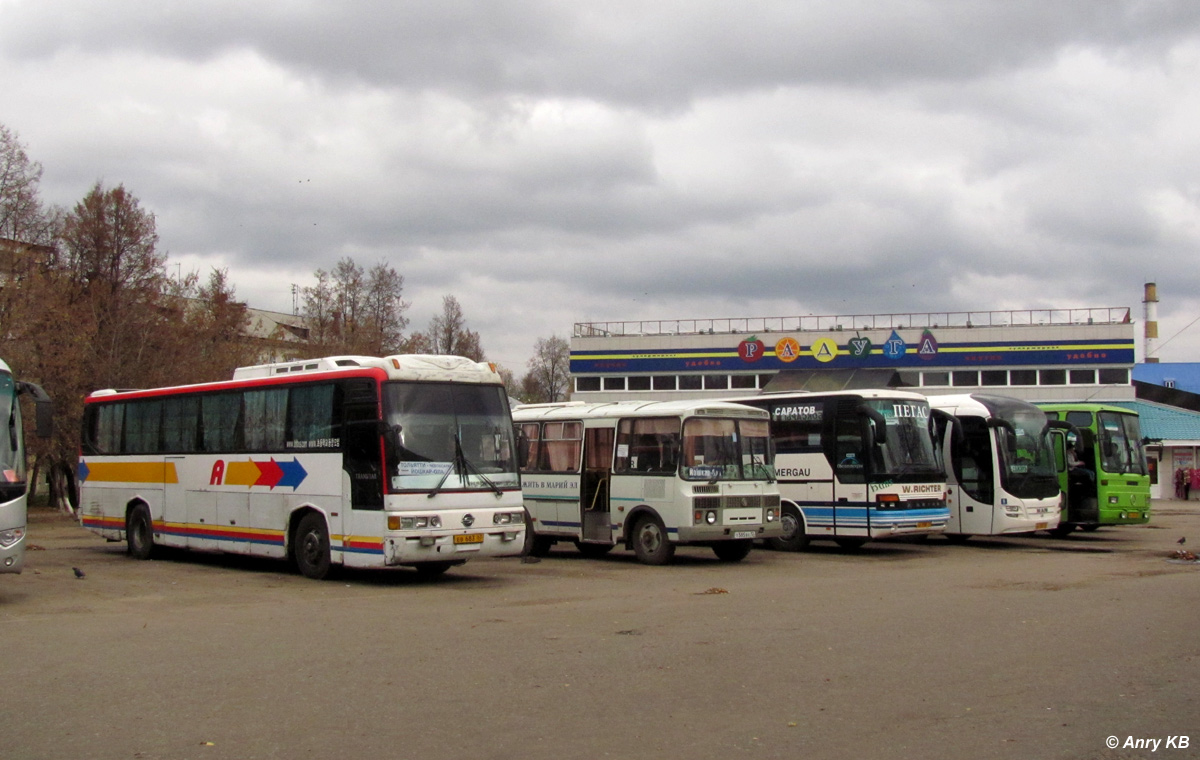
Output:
[866,398,941,480]
[681,417,775,482]
[1097,411,1148,476]
[1,372,27,502]
[994,406,1059,499]
[383,382,519,492]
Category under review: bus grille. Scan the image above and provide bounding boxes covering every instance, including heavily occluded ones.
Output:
[693,494,777,510]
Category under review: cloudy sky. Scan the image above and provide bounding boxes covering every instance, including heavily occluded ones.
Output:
[4,0,1200,372]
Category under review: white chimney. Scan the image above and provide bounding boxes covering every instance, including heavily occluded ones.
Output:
[1143,282,1159,363]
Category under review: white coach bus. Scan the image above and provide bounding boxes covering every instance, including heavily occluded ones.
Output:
[728,390,949,550]
[1,358,51,574]
[513,400,782,564]
[927,394,1062,540]
[78,355,525,579]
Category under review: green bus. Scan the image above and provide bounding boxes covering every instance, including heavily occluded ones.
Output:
[1036,403,1150,536]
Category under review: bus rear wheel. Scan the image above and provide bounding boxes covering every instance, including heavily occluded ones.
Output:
[126,504,155,560]
[632,516,675,565]
[766,506,810,551]
[712,539,753,562]
[1049,523,1075,538]
[294,513,332,580]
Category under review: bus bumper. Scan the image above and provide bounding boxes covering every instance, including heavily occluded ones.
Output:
[382,528,525,564]
[0,530,24,574]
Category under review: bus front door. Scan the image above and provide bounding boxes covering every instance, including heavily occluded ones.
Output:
[580,427,614,543]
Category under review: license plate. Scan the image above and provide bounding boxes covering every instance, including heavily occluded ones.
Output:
[733,531,755,539]
[1036,522,1048,530]
[1127,512,1140,520]
[453,533,483,545]
[917,522,931,529]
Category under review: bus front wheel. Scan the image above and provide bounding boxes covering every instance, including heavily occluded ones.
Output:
[632,516,675,565]
[294,513,332,580]
[575,541,615,558]
[126,504,155,560]
[766,506,810,551]
[712,539,753,562]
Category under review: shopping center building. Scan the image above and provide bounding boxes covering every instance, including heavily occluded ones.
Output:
[569,306,1137,404]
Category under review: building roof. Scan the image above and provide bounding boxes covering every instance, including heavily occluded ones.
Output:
[1108,399,1200,443]
[1132,362,1200,395]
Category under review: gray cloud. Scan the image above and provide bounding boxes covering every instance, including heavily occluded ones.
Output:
[3,0,1200,369]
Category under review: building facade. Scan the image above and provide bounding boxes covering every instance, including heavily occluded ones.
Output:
[571,307,1136,404]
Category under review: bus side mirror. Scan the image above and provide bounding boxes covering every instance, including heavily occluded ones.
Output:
[16,381,52,438]
[858,404,887,446]
[517,433,530,466]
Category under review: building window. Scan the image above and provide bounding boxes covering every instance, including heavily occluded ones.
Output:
[952,371,979,386]
[602,377,626,391]
[921,372,949,387]
[1098,368,1129,385]
[628,376,651,391]
[703,375,729,390]
[981,370,1007,386]
[758,374,775,389]
[679,375,702,391]
[652,376,677,391]
[1069,369,1096,385]
[1039,369,1066,385]
[730,375,757,389]
[575,377,601,392]
[1009,370,1037,386]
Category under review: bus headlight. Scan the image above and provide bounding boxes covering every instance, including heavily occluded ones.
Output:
[1109,495,1119,505]
[390,515,442,530]
[705,510,718,525]
[765,508,778,522]
[493,511,525,525]
[0,527,24,547]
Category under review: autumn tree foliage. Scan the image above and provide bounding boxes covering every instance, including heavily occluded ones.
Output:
[1,128,257,509]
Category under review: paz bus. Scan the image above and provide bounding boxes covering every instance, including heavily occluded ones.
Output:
[728,390,948,550]
[513,400,782,564]
[1,359,51,574]
[1036,402,1151,536]
[78,354,525,579]
[926,394,1062,540]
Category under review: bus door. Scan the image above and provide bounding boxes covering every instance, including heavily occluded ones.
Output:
[831,401,869,536]
[580,427,614,543]
[955,419,995,535]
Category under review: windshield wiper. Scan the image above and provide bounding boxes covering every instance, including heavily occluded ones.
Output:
[427,432,502,498]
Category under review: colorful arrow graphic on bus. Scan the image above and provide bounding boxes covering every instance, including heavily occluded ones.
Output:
[224,458,308,490]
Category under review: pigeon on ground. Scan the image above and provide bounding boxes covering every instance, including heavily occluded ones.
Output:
[1178,537,1187,546]
[72,567,85,579]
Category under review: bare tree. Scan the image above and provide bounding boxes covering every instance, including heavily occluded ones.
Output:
[303,257,411,355]
[426,295,485,361]
[0,124,59,246]
[524,335,571,403]
[361,261,409,354]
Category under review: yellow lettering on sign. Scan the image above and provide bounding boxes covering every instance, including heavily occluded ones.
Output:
[811,337,840,363]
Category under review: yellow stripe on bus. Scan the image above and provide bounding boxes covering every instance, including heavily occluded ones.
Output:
[224,460,261,487]
[85,461,179,484]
